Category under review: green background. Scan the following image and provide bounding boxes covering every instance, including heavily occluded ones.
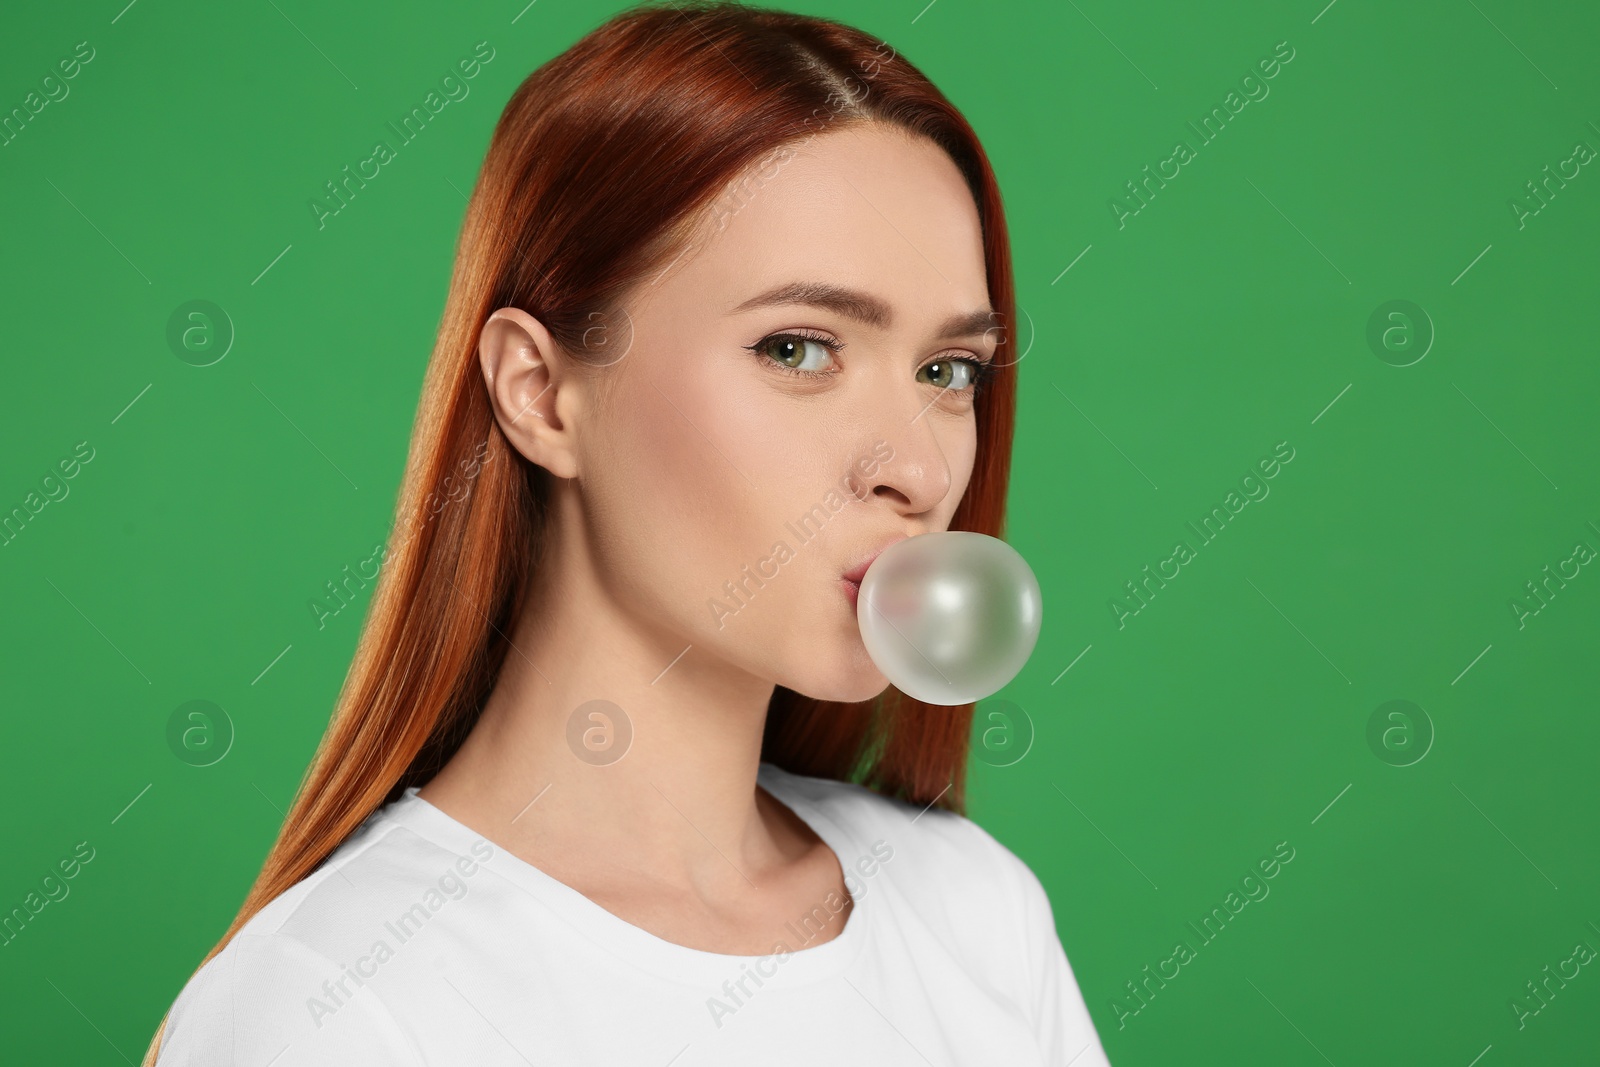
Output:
[2,0,1596,1063]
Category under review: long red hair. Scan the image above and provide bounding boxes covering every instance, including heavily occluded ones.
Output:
[144,2,1017,1059]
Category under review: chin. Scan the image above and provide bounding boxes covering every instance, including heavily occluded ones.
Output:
[786,663,893,705]
[760,587,896,703]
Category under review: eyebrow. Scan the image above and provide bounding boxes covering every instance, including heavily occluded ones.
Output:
[730,281,996,340]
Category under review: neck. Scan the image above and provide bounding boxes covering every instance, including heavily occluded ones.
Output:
[420,479,782,888]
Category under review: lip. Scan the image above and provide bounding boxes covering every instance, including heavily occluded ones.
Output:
[842,534,909,593]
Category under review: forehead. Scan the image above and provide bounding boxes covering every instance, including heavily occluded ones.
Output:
[643,122,990,330]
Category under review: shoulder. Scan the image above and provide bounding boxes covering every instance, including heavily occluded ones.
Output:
[154,805,438,1065]
[155,927,426,1065]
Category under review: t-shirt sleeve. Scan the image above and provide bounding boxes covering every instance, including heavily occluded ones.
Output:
[1009,846,1114,1066]
[153,931,426,1067]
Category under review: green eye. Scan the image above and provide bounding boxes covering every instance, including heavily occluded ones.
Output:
[919,359,982,390]
[746,331,841,375]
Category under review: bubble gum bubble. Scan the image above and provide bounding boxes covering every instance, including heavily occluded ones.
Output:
[857,531,1042,705]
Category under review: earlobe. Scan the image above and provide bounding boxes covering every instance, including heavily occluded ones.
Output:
[477,307,580,479]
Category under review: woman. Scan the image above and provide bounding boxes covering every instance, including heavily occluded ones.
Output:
[145,2,1110,1063]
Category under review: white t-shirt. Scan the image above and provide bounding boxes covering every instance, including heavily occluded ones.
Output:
[155,761,1110,1066]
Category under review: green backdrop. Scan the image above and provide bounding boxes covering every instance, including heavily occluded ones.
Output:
[3,0,1596,1063]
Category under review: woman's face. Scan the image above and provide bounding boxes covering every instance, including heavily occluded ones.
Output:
[548,122,997,704]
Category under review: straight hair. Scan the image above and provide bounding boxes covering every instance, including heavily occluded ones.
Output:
[143,2,1017,1059]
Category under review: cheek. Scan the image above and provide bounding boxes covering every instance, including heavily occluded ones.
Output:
[955,422,978,504]
[587,357,827,617]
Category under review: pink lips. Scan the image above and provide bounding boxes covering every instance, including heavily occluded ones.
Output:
[841,535,908,607]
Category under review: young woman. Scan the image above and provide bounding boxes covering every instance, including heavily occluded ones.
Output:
[145,2,1110,1063]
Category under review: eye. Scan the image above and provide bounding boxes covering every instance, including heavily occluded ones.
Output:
[744,329,842,377]
[918,357,990,392]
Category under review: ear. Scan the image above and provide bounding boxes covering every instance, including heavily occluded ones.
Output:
[477,307,582,480]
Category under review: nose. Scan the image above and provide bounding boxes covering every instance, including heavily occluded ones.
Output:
[860,396,954,515]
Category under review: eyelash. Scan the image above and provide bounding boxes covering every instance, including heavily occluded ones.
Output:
[744,328,995,395]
